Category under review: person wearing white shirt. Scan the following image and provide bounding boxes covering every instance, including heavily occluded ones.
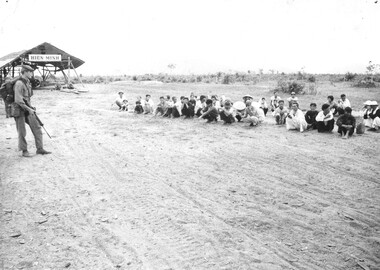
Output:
[219,101,236,124]
[287,92,299,108]
[258,97,268,116]
[195,95,207,116]
[286,103,307,132]
[368,101,380,131]
[171,96,182,118]
[143,94,154,114]
[211,95,221,111]
[115,91,125,110]
[163,95,174,117]
[273,100,288,125]
[361,100,373,127]
[315,104,335,133]
[270,91,282,112]
[336,94,351,115]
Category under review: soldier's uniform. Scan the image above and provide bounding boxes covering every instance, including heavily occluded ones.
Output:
[12,66,46,155]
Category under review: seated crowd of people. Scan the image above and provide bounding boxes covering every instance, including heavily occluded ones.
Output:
[114,90,380,139]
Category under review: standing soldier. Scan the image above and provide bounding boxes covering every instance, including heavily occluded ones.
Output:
[13,65,51,157]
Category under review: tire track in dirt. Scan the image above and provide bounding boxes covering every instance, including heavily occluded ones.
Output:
[92,140,321,270]
[93,123,380,268]
[84,141,265,270]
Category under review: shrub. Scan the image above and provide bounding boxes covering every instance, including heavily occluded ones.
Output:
[307,75,316,83]
[344,72,356,81]
[277,79,305,94]
[222,74,234,84]
[353,78,377,88]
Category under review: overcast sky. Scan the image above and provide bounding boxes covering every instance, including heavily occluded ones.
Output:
[0,0,379,75]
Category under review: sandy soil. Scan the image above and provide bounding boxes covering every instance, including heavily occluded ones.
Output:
[1,82,380,270]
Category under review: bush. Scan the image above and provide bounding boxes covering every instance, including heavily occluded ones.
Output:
[344,72,356,81]
[277,79,305,94]
[353,78,376,88]
[222,74,234,84]
[307,75,316,83]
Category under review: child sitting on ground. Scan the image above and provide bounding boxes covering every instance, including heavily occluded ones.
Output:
[219,101,236,124]
[199,99,219,123]
[305,103,319,129]
[134,96,144,114]
[120,99,129,111]
[336,107,356,139]
[273,100,288,125]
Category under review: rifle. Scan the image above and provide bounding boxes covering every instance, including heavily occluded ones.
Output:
[23,98,52,139]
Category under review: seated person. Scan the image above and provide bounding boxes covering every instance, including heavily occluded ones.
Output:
[189,94,197,107]
[195,95,207,117]
[134,101,144,114]
[362,100,373,127]
[336,107,356,139]
[287,92,299,108]
[171,96,182,118]
[273,100,288,125]
[120,99,128,111]
[270,91,281,112]
[211,95,221,111]
[315,104,335,132]
[143,94,154,114]
[327,95,338,115]
[242,100,264,127]
[336,94,351,115]
[286,102,307,132]
[368,101,380,132]
[305,103,319,129]
[199,99,218,123]
[115,91,125,110]
[258,97,268,116]
[134,96,144,114]
[243,94,254,103]
[163,95,173,117]
[155,96,168,116]
[219,101,236,124]
[181,97,195,118]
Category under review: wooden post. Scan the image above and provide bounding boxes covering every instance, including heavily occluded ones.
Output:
[71,62,85,88]
[67,56,71,85]
[61,70,68,83]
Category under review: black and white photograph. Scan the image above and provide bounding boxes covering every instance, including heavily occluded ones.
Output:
[1,0,379,269]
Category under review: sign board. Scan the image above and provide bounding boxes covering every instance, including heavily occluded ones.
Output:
[28,54,62,62]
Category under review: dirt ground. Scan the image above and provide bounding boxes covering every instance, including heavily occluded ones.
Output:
[1,81,380,270]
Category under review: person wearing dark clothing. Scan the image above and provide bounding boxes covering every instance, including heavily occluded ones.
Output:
[181,97,194,118]
[196,95,207,117]
[336,107,356,139]
[189,96,197,107]
[199,99,218,122]
[305,103,319,129]
[315,103,335,133]
[327,95,339,115]
[134,101,144,114]
[219,101,235,124]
